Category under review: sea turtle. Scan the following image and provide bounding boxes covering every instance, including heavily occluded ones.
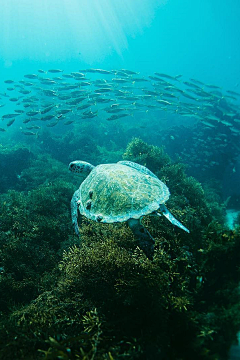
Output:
[69,160,189,258]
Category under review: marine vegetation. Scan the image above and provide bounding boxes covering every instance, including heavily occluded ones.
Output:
[0,139,239,360]
[0,179,75,311]
[37,123,125,166]
[0,145,33,193]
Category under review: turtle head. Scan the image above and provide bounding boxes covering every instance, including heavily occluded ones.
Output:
[69,161,95,177]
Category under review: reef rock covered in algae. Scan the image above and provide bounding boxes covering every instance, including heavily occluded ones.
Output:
[0,139,239,360]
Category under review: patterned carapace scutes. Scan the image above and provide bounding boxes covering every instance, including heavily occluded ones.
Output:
[77,161,170,223]
[70,160,190,235]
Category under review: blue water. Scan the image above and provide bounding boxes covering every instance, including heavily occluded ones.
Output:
[1,1,240,216]
[1,0,240,88]
[1,1,240,358]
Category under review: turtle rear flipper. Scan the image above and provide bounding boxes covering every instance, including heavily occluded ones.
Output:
[71,189,80,236]
[159,204,190,233]
[128,218,155,259]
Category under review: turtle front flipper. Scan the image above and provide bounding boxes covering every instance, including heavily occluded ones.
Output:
[71,189,81,236]
[159,204,190,233]
[127,218,155,259]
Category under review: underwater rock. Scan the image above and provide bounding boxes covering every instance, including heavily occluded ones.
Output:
[226,209,240,229]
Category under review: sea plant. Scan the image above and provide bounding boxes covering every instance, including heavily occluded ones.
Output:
[0,138,239,360]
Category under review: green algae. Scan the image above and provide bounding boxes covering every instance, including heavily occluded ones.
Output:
[0,139,239,359]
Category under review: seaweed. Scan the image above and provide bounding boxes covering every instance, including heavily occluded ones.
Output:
[0,139,239,359]
[0,145,33,193]
[0,180,75,310]
[123,137,171,174]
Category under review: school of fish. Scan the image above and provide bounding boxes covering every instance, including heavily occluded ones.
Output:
[0,68,240,141]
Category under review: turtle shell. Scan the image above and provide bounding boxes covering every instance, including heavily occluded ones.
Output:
[78,163,170,223]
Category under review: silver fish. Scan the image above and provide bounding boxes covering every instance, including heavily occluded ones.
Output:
[7,119,15,126]
[48,69,63,73]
